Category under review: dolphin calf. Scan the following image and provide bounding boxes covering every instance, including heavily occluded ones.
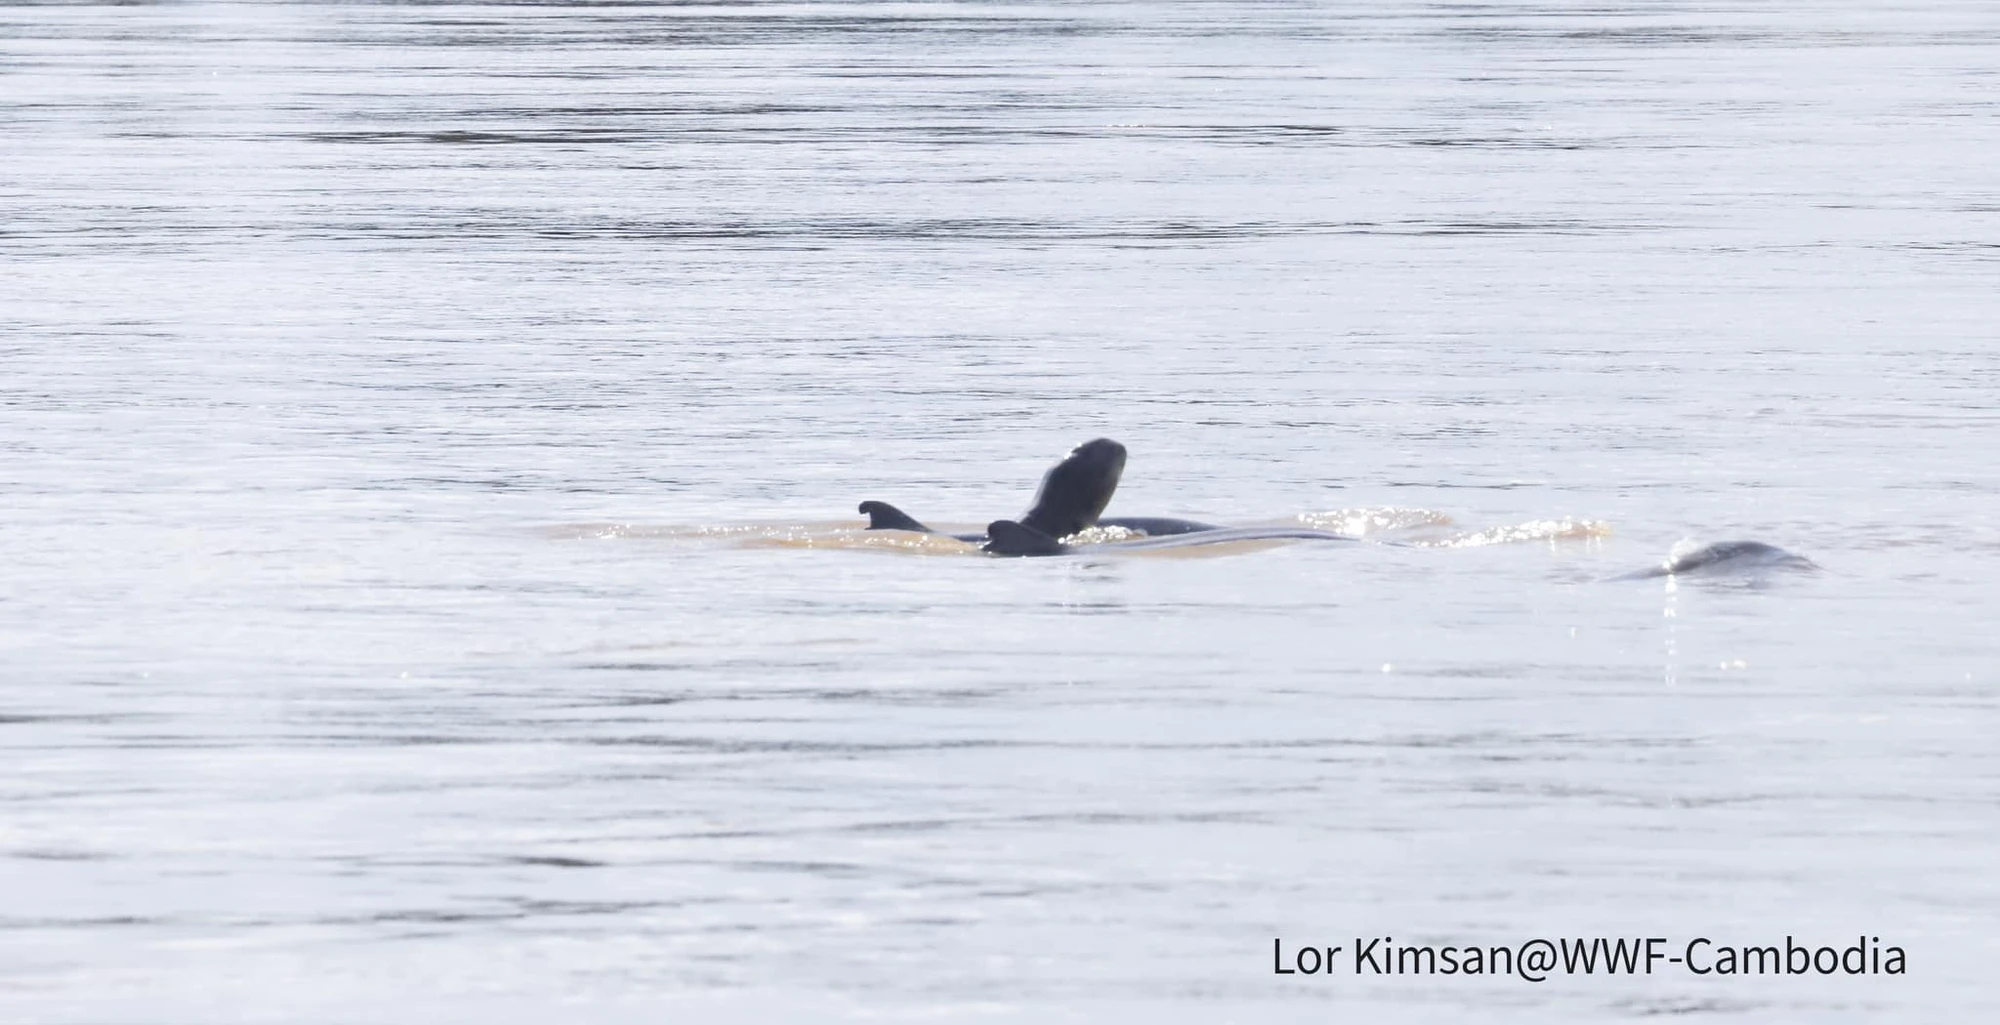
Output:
[858,438,1222,546]
[1609,540,1819,581]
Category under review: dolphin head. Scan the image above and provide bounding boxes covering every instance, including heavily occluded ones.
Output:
[1018,438,1127,540]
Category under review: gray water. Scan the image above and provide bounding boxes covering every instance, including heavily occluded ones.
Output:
[4,1,1998,1021]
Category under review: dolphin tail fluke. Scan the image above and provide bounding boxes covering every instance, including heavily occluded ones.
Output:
[858,501,936,533]
[982,519,1069,557]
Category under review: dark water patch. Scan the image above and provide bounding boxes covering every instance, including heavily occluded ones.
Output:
[1616,997,1776,1016]
[1430,16,2000,50]
[8,849,112,861]
[585,687,1002,707]
[1385,479,1550,490]
[303,127,652,146]
[737,859,869,877]
[502,854,604,868]
[574,658,849,674]
[1097,123,1633,149]
[0,713,136,725]
[327,10,1104,49]
[295,733,493,747]
[305,214,1653,246]
[0,915,160,930]
[1401,135,1590,150]
[1893,241,2000,257]
[291,122,1639,150]
[1,212,1659,252]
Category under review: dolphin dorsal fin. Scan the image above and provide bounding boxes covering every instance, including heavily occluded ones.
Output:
[858,501,936,533]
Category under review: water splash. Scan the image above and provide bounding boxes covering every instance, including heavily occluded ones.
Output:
[1295,506,1454,534]
[1421,517,1613,548]
[741,529,976,554]
[1063,524,1148,543]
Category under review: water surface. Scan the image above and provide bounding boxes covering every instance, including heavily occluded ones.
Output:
[3,1,1997,1021]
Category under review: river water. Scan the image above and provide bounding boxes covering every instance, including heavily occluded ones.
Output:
[3,1,1997,1021]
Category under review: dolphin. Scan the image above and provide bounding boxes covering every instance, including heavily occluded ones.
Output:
[1609,540,1819,581]
[858,438,1223,545]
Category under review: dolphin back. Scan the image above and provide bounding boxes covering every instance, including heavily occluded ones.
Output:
[983,519,1070,557]
[1612,540,1819,580]
[1096,516,1223,536]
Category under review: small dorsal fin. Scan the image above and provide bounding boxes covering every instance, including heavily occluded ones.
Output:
[858,501,935,533]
